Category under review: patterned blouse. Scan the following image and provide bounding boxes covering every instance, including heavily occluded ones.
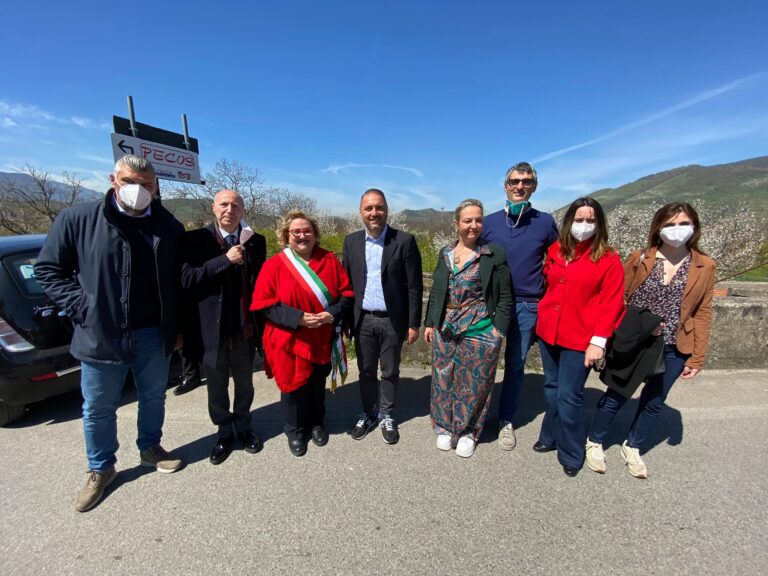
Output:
[440,244,493,338]
[628,255,690,345]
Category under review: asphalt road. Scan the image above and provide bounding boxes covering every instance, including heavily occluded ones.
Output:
[2,366,767,575]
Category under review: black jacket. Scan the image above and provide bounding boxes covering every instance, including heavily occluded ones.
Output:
[180,224,266,368]
[342,226,423,340]
[424,243,513,334]
[600,305,665,398]
[35,190,185,363]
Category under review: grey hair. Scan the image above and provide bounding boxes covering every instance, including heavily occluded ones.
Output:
[504,161,537,182]
[454,198,484,221]
[115,155,155,174]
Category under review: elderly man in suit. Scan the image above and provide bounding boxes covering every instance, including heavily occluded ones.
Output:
[342,189,423,444]
[181,189,266,465]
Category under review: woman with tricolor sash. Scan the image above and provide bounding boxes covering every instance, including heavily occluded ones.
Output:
[250,211,354,457]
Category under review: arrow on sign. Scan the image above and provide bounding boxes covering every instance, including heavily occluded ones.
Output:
[117,140,134,155]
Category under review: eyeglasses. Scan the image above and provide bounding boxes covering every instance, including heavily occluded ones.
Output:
[506,178,536,187]
[289,228,314,237]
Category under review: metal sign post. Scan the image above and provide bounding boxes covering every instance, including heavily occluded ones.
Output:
[111,96,203,184]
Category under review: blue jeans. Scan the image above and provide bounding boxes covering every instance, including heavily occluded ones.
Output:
[538,341,591,469]
[498,302,538,423]
[588,344,689,450]
[80,327,170,471]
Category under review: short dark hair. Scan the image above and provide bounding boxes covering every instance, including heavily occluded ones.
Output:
[360,188,387,206]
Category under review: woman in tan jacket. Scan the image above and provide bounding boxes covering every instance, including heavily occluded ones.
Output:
[585,202,716,479]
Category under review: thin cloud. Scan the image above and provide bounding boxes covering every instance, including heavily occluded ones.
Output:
[533,72,766,164]
[321,162,424,179]
[0,99,107,130]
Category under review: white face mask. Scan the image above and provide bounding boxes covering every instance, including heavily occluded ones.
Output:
[117,183,153,212]
[660,224,694,247]
[570,222,596,243]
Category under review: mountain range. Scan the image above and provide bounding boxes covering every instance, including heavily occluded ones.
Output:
[2,155,767,232]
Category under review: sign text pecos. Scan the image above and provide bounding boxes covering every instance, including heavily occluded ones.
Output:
[110,133,202,184]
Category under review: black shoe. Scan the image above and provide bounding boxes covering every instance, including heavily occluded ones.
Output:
[349,415,378,440]
[288,438,307,457]
[240,430,262,454]
[533,441,556,453]
[173,378,202,396]
[311,426,329,447]
[563,465,580,477]
[209,437,234,465]
[380,417,399,445]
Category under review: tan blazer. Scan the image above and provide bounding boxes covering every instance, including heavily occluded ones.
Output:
[624,247,716,369]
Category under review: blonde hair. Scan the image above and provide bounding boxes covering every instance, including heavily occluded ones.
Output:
[276,210,321,248]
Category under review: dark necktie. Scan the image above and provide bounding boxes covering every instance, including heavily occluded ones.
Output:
[225,233,238,247]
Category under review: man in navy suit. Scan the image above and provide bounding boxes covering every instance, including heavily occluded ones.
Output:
[342,189,423,444]
[181,189,266,464]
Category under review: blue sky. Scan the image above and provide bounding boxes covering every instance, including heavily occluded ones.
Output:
[1,1,766,214]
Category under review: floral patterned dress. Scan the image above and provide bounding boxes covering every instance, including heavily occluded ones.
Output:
[629,255,691,345]
[430,245,503,442]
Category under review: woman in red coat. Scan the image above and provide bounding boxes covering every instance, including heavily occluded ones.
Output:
[250,211,354,456]
[534,197,625,477]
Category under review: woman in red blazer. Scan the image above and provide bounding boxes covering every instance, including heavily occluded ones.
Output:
[534,197,625,477]
[585,202,716,479]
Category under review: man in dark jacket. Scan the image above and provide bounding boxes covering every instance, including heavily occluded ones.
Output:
[35,155,185,513]
[342,189,423,445]
[181,189,266,465]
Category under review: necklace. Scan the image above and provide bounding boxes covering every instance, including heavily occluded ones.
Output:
[454,244,477,267]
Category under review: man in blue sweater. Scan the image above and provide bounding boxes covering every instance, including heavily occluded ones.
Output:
[481,162,558,450]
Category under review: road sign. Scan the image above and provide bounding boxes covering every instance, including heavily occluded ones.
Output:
[110,133,202,184]
[111,116,202,184]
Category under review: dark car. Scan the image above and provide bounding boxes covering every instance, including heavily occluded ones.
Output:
[0,234,81,425]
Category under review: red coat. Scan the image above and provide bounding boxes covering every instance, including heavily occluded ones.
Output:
[250,247,353,392]
[536,240,625,351]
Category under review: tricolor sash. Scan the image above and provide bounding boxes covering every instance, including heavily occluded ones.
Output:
[280,248,348,391]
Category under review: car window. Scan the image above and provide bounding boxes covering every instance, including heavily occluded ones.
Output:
[3,252,46,297]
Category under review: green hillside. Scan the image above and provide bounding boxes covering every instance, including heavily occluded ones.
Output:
[588,156,768,214]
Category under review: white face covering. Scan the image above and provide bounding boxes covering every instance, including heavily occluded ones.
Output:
[570,222,596,242]
[117,183,153,212]
[660,224,694,248]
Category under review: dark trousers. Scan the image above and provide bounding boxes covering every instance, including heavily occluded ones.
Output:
[281,363,331,441]
[354,314,403,419]
[588,344,689,450]
[538,341,591,469]
[206,337,255,438]
[181,349,202,381]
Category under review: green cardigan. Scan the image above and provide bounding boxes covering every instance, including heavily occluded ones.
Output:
[424,242,513,334]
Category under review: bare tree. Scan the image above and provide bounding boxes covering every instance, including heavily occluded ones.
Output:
[168,158,317,229]
[0,165,85,235]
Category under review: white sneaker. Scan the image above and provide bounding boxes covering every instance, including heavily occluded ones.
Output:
[585,440,606,473]
[436,433,452,451]
[621,441,648,479]
[455,436,476,458]
[497,421,516,451]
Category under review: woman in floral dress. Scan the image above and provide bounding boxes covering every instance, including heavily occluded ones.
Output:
[424,199,512,457]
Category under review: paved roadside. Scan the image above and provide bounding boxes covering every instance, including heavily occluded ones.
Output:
[1,367,767,575]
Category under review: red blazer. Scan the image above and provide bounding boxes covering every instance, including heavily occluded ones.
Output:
[536,240,625,351]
